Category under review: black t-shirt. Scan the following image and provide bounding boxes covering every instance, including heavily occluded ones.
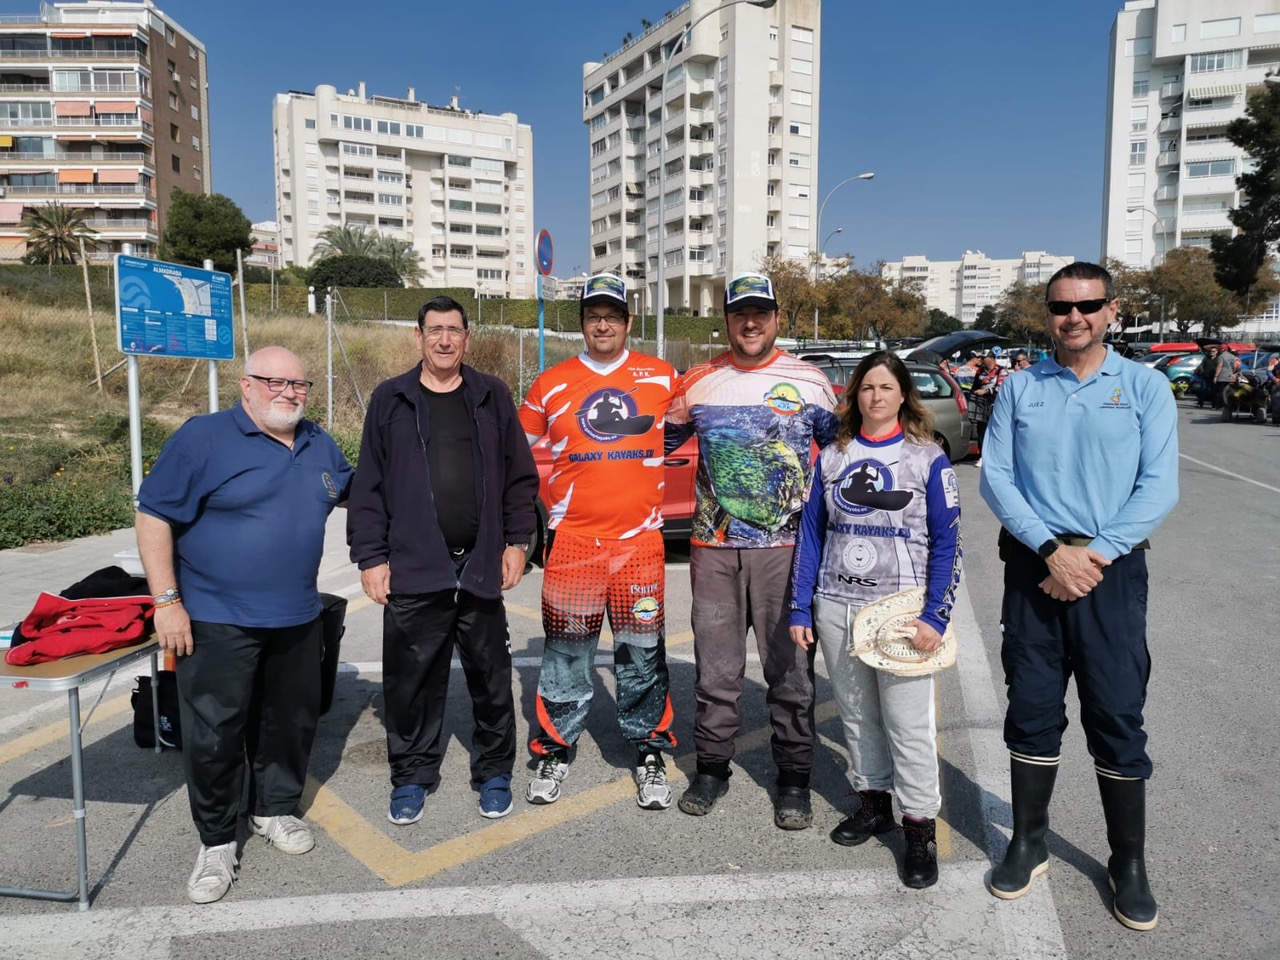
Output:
[420,382,479,551]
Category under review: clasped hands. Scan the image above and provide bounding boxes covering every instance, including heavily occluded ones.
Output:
[1039,544,1110,601]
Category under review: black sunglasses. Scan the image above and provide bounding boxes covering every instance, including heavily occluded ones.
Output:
[1046,298,1113,316]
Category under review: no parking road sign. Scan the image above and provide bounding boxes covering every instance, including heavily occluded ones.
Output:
[537,229,553,277]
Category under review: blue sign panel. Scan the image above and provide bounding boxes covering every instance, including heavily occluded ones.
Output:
[537,229,553,277]
[115,255,235,360]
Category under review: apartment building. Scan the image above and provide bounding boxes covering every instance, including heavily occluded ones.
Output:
[1102,0,1280,267]
[273,83,534,298]
[0,0,209,261]
[881,250,1075,325]
[582,0,820,317]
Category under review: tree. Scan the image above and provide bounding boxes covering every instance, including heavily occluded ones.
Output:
[821,267,926,341]
[162,189,252,273]
[374,236,423,285]
[1149,246,1244,337]
[992,280,1046,343]
[1209,86,1280,295]
[21,202,97,266]
[924,308,961,337]
[1102,257,1159,335]
[758,253,816,336]
[311,224,380,260]
[308,255,402,289]
[974,304,997,329]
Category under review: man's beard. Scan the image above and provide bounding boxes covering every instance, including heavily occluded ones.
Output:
[249,395,305,431]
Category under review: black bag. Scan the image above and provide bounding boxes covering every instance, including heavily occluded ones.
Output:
[318,593,347,716]
[132,671,182,749]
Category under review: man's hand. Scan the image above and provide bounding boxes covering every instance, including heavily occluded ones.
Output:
[154,603,194,657]
[501,546,526,590]
[789,624,814,651]
[1038,574,1076,601]
[903,619,942,653]
[1042,544,1109,599]
[361,563,391,605]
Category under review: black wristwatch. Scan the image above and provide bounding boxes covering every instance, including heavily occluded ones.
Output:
[1038,539,1060,560]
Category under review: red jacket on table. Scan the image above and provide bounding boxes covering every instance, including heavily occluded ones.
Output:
[4,592,153,665]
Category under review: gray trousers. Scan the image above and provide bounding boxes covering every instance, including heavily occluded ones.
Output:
[814,596,940,818]
[689,545,816,781]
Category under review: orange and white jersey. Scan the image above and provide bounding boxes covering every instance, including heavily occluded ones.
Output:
[520,350,676,540]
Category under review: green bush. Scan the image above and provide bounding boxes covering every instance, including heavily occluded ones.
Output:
[308,256,402,289]
[0,476,134,549]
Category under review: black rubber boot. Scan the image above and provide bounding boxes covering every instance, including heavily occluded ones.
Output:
[988,755,1058,900]
[1097,772,1159,931]
[901,816,938,889]
[830,789,896,847]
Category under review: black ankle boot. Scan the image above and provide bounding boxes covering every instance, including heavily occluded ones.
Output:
[1097,771,1159,931]
[830,789,895,847]
[901,816,938,889]
[988,755,1058,900]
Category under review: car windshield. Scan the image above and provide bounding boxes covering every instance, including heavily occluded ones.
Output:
[910,369,953,398]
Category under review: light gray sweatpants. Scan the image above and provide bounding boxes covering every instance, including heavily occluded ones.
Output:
[813,595,940,818]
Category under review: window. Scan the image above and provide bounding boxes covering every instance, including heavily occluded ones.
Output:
[164,25,175,44]
[1127,172,1145,196]
[766,182,776,197]
[788,182,809,198]
[787,152,809,167]
[342,143,373,157]
[405,124,424,138]
[376,120,401,136]
[377,170,403,183]
[790,89,812,106]
[787,213,809,229]
[191,135,200,151]
[1190,50,1242,73]
[169,122,179,141]
[343,115,371,132]
[1186,159,1235,177]
[190,105,199,120]
[790,26,813,43]
[1200,18,1240,40]
[189,43,197,59]
[377,193,402,206]
[1131,105,1148,132]
[168,92,178,108]
[789,121,810,137]
[304,118,315,129]
[1129,141,1147,165]
[766,213,776,227]
[1132,71,1149,97]
[1171,23,1186,43]
[448,199,472,212]
[767,151,777,166]
[1259,14,1280,33]
[1124,36,1152,57]
[791,58,812,75]
[787,244,808,258]
[171,154,181,173]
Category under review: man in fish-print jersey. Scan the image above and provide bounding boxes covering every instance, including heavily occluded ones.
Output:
[665,271,838,829]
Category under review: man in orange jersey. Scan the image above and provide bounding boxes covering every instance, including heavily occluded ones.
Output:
[518,273,679,810]
[665,272,839,829]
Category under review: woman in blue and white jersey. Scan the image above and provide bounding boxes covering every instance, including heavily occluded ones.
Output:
[788,351,962,890]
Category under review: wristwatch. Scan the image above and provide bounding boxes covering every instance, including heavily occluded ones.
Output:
[1037,539,1060,560]
[506,543,530,552]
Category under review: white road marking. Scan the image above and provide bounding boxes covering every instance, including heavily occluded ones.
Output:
[951,578,1068,959]
[1179,453,1280,495]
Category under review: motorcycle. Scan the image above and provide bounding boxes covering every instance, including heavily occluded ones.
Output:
[1221,371,1270,424]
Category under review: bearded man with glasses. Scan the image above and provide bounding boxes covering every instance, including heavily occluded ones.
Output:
[979,262,1178,931]
[135,346,352,903]
[348,295,539,827]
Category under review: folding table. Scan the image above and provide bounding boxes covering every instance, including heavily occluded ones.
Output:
[0,639,159,910]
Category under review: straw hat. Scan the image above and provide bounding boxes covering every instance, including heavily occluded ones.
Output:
[850,587,956,677]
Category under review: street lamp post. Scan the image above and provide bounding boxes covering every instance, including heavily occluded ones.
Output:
[1127,204,1167,341]
[813,172,874,338]
[655,0,777,360]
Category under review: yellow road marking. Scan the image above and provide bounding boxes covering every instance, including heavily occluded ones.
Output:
[934,680,952,859]
[0,693,133,766]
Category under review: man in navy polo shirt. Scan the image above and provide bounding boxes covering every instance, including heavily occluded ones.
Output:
[980,262,1178,931]
[136,345,352,905]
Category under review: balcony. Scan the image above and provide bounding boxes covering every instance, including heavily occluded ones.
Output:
[1155,184,1178,201]
[1157,116,1181,134]
[5,183,150,197]
[768,101,783,119]
[1156,150,1178,166]
[0,48,143,62]
[1160,80,1183,99]
[3,150,147,164]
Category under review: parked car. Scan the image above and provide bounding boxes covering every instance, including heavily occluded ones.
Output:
[803,355,974,462]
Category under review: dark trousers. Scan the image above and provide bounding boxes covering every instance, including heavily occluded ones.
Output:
[177,618,323,846]
[1000,545,1152,777]
[689,545,816,784]
[383,590,515,790]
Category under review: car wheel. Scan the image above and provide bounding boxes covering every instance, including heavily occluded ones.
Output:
[1253,407,1268,424]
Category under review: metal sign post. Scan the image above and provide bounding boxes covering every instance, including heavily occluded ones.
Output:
[536,229,553,372]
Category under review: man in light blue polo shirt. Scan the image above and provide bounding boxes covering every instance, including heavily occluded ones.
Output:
[136,346,352,905]
[979,262,1177,932]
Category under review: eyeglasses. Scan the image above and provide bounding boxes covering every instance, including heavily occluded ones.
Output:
[246,374,312,394]
[1046,298,1113,316]
[422,325,468,341]
[584,313,627,327]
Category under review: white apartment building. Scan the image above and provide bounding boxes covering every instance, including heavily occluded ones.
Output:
[273,84,534,297]
[1102,0,1280,267]
[582,0,821,317]
[0,0,210,261]
[881,251,1075,325]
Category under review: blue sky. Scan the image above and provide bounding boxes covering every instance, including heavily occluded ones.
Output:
[144,0,1126,274]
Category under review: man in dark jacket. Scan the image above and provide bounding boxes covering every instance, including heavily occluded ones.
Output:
[347,296,539,825]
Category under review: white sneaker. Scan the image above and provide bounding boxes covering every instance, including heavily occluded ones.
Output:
[635,753,673,810]
[186,842,238,904]
[526,754,569,804]
[250,814,315,855]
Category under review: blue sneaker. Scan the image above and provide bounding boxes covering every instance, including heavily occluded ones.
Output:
[388,784,425,825]
[478,774,514,819]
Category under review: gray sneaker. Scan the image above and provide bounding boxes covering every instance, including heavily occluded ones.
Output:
[186,841,238,904]
[526,754,569,804]
[251,814,315,854]
[635,753,672,810]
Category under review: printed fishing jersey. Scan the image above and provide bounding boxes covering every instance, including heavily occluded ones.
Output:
[789,432,962,635]
[519,350,676,540]
[667,350,838,548]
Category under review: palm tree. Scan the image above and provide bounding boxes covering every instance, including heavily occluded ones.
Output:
[310,224,380,261]
[373,236,423,285]
[22,202,98,266]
